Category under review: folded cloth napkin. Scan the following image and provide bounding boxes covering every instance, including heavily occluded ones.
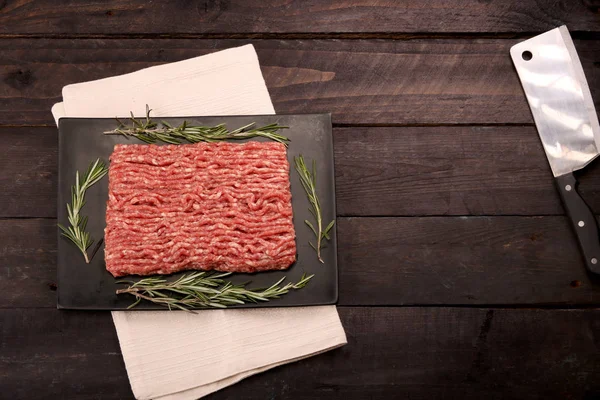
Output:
[51,44,346,400]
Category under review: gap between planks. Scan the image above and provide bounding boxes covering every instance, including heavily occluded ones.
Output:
[1,305,598,310]
[0,32,598,40]
[0,123,537,129]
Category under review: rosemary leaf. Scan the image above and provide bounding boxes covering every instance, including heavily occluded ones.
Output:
[104,105,290,146]
[127,297,142,309]
[58,158,108,264]
[322,219,335,240]
[294,155,335,264]
[304,219,318,236]
[116,272,314,310]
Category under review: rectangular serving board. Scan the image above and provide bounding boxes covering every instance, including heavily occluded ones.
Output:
[57,114,337,310]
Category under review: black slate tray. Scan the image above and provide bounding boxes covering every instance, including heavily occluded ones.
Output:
[57,114,337,310]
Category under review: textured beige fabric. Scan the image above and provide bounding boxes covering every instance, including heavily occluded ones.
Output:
[51,44,346,400]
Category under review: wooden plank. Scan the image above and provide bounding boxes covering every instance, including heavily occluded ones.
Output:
[334,125,597,216]
[0,219,57,307]
[0,127,57,218]
[0,0,598,35]
[5,126,600,218]
[1,307,598,399]
[1,38,598,126]
[337,217,600,305]
[4,217,600,308]
[0,309,129,399]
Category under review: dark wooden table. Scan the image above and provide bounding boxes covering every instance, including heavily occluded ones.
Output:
[2,1,600,399]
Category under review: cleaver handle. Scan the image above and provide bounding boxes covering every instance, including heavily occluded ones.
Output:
[556,173,600,275]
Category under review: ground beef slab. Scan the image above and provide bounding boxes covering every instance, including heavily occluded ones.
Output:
[104,141,296,277]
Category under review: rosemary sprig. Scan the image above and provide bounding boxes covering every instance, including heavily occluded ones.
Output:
[116,271,314,311]
[294,155,335,263]
[103,105,289,145]
[58,159,108,263]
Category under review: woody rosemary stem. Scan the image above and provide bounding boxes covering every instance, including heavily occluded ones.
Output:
[103,105,289,145]
[294,155,335,264]
[58,159,108,263]
[116,271,314,311]
[312,176,324,262]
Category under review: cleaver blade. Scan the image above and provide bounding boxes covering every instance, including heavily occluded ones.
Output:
[511,26,600,274]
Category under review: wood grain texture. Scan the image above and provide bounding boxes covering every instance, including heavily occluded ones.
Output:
[334,125,600,216]
[6,126,600,218]
[0,309,128,399]
[0,219,57,308]
[338,217,600,305]
[0,127,56,217]
[4,217,600,308]
[0,0,598,35]
[1,38,598,126]
[1,2,599,399]
[1,307,598,399]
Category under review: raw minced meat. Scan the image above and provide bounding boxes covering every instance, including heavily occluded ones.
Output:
[104,141,296,277]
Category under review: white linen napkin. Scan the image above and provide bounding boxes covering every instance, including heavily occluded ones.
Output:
[51,44,346,400]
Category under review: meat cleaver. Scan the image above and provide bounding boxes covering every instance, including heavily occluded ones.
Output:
[511,26,600,275]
